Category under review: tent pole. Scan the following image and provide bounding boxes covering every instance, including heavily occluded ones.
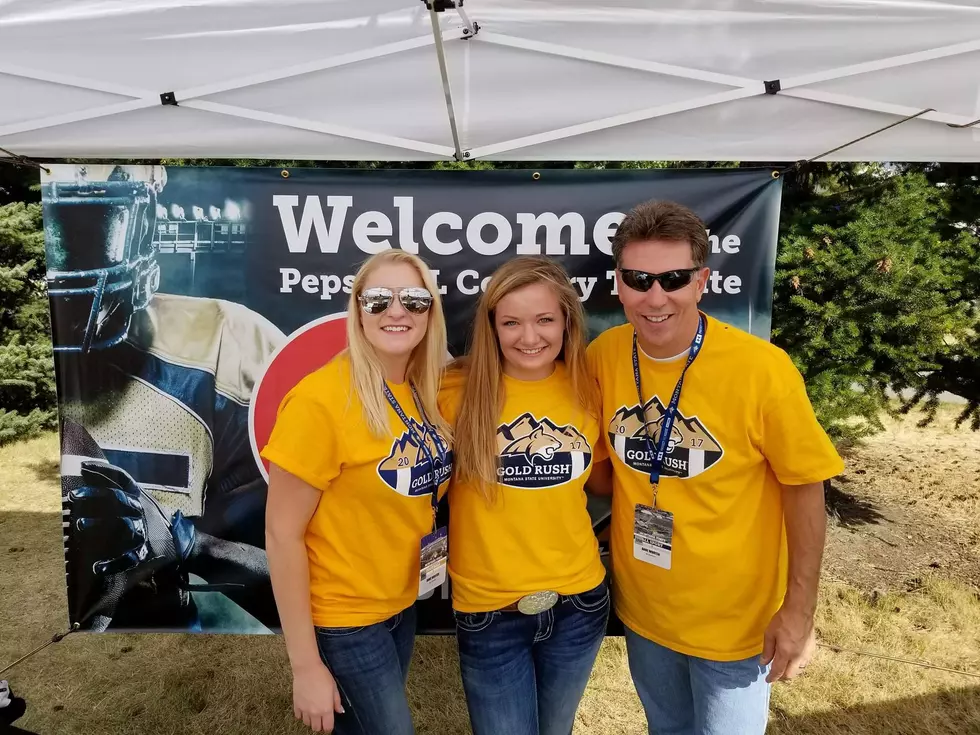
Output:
[428,7,465,161]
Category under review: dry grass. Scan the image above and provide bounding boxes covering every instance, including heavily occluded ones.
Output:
[2,429,979,734]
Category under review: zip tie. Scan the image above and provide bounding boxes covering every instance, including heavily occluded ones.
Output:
[818,642,980,680]
[0,623,80,677]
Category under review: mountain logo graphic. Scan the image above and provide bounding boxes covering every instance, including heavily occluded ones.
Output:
[608,397,722,480]
[496,412,592,490]
[378,418,454,497]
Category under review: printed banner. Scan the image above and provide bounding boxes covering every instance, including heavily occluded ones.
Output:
[41,165,782,634]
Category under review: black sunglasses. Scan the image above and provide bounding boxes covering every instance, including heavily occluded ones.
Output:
[619,268,700,293]
[358,286,433,315]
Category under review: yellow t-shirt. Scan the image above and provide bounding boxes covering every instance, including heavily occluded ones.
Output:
[440,362,608,613]
[586,316,844,661]
[260,353,452,628]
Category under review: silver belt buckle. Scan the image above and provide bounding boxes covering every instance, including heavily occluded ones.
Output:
[517,590,559,615]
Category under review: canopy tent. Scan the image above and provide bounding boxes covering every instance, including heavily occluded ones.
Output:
[1,0,979,164]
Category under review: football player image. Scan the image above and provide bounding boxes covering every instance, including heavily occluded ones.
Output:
[43,164,286,633]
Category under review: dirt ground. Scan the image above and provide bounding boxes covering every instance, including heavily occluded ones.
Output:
[822,405,980,594]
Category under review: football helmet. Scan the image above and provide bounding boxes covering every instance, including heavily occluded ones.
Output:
[42,165,166,353]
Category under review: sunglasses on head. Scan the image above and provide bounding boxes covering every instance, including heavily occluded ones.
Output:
[358,286,433,315]
[619,267,700,293]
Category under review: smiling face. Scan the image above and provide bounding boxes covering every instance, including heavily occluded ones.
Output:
[615,239,710,358]
[493,281,565,381]
[359,262,430,370]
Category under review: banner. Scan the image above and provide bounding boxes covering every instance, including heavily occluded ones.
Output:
[41,164,782,634]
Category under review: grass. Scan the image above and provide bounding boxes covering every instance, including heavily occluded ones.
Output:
[2,431,979,734]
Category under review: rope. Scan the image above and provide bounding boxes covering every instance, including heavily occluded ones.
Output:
[818,642,980,680]
[779,108,935,176]
[0,146,51,173]
[0,624,79,677]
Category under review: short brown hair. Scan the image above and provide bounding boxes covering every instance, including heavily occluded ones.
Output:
[611,200,709,268]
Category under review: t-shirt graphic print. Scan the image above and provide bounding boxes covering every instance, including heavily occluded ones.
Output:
[497,412,592,489]
[378,417,453,497]
[608,396,723,480]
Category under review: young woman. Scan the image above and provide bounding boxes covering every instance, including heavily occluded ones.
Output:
[262,250,453,735]
[441,255,609,735]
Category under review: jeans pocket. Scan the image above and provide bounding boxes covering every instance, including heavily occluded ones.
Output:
[569,581,610,614]
[453,611,497,634]
[384,611,403,632]
[315,625,367,638]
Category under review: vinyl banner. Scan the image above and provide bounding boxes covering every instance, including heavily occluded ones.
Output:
[41,165,782,634]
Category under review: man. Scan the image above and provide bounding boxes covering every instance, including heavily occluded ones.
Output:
[586,200,843,734]
[44,164,286,632]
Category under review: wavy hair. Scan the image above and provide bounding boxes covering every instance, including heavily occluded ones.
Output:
[451,256,599,503]
[344,250,451,441]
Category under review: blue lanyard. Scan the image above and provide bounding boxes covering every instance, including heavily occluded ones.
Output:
[383,382,447,522]
[631,314,705,505]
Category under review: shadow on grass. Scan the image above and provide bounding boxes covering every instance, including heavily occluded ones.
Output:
[825,478,886,529]
[27,459,60,484]
[769,685,980,735]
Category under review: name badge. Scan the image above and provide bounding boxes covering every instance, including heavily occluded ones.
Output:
[419,526,448,596]
[633,503,673,569]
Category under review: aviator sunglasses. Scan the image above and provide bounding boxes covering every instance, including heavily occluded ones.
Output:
[619,267,700,293]
[358,286,433,315]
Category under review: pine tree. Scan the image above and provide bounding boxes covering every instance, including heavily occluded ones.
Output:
[0,200,57,444]
[894,163,980,430]
[772,167,975,443]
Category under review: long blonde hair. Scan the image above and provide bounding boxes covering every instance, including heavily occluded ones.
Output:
[452,256,600,502]
[344,250,451,441]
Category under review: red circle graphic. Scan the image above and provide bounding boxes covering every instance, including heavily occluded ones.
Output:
[249,312,348,479]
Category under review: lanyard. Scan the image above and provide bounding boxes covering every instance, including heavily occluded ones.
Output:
[632,314,705,507]
[383,382,447,528]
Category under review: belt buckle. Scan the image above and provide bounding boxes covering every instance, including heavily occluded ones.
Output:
[516,591,558,615]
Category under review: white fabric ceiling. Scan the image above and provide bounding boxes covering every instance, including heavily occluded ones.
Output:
[1,0,979,162]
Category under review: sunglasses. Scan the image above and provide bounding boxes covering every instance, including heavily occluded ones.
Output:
[358,286,433,315]
[619,268,700,293]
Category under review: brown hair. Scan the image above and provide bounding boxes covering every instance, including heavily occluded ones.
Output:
[451,256,600,503]
[611,200,709,268]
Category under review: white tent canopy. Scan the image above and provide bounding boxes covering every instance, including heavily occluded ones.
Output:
[1,0,979,163]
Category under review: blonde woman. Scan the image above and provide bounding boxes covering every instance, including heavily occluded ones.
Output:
[262,250,453,734]
[440,256,609,735]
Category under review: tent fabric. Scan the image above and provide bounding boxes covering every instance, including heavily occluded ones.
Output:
[1,0,979,162]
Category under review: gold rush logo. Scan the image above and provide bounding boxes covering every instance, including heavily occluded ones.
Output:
[609,398,722,479]
[497,413,592,489]
[377,418,453,497]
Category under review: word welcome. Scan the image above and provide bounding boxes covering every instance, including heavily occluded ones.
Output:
[272,195,742,258]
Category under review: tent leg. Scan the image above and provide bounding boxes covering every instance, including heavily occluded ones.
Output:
[428,7,465,161]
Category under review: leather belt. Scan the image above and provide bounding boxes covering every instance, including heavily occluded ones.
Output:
[501,590,560,615]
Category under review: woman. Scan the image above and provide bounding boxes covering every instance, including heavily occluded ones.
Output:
[441,255,609,735]
[262,250,453,735]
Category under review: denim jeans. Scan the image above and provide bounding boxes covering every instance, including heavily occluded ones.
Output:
[454,579,610,735]
[624,626,771,735]
[314,605,416,735]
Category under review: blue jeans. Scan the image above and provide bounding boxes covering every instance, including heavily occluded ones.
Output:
[314,606,416,735]
[624,626,771,735]
[454,579,610,735]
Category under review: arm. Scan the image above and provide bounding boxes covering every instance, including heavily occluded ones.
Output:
[266,463,344,732]
[761,481,826,682]
[185,532,278,629]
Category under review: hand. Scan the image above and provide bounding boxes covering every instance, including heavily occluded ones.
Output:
[68,460,196,577]
[292,662,345,732]
[760,604,817,683]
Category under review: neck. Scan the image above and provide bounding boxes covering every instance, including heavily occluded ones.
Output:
[638,312,701,359]
[381,353,409,385]
[503,361,556,382]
